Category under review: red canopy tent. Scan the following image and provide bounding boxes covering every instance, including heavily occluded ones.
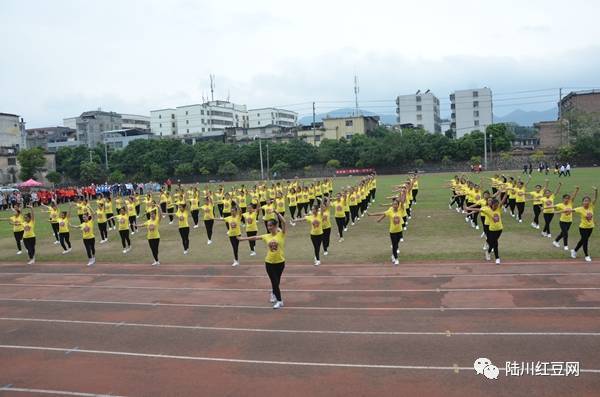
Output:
[19,179,43,188]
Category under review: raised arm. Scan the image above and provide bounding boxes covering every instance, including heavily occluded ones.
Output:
[554,182,562,196]
[593,187,598,206]
[571,186,580,202]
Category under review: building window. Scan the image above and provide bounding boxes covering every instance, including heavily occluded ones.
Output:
[201,119,204,124]
[186,120,189,124]
[172,122,175,127]
[345,120,353,126]
[473,101,479,108]
[416,96,421,102]
[474,120,480,126]
[158,115,162,119]
[185,111,188,115]
[416,114,422,121]
[258,121,261,125]
[171,114,175,119]
[315,135,321,142]
[473,110,479,117]
[257,113,260,117]
[159,123,162,127]
[417,124,424,128]
[8,158,16,166]
[202,128,205,132]
[346,134,353,139]
[416,105,422,111]
[201,110,204,115]
[187,129,189,133]
[473,91,479,97]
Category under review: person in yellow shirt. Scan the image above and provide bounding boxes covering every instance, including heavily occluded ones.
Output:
[411,174,420,205]
[41,201,60,245]
[104,194,116,231]
[175,203,190,255]
[189,191,200,229]
[166,192,175,224]
[215,186,224,217]
[21,206,36,264]
[1,207,25,254]
[569,187,597,262]
[368,197,405,266]
[57,206,72,254]
[261,198,276,232]
[320,198,332,256]
[201,196,215,245]
[294,205,324,266]
[217,206,242,266]
[466,195,508,265]
[348,187,359,225]
[126,197,138,234]
[238,212,287,309]
[108,207,131,254]
[222,192,233,229]
[274,192,286,228]
[542,182,562,238]
[96,202,109,243]
[138,207,162,266]
[527,181,548,229]
[551,187,579,251]
[242,204,259,256]
[287,187,298,222]
[159,189,168,215]
[332,193,346,242]
[76,211,96,266]
[514,179,529,223]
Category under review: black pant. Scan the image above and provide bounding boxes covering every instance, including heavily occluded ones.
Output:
[344,211,350,227]
[350,205,358,222]
[83,237,95,259]
[59,232,71,250]
[179,227,190,250]
[217,204,224,217]
[289,206,296,219]
[516,202,525,220]
[533,204,542,225]
[508,199,516,214]
[543,213,554,234]
[311,234,323,260]
[148,238,160,261]
[574,228,593,256]
[555,221,572,246]
[167,208,174,222]
[78,214,84,223]
[160,203,167,214]
[323,227,331,252]
[191,209,199,225]
[13,231,23,251]
[119,230,131,249]
[23,236,36,259]
[129,215,137,232]
[135,205,141,216]
[335,217,345,238]
[106,213,115,228]
[98,222,108,240]
[223,212,231,230]
[51,222,59,241]
[412,189,418,203]
[247,231,257,251]
[265,262,285,302]
[229,236,239,260]
[390,232,401,260]
[204,220,214,240]
[487,230,502,259]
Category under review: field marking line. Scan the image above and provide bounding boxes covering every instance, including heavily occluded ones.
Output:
[1,282,600,293]
[1,344,599,373]
[2,298,600,311]
[0,385,127,397]
[2,316,600,337]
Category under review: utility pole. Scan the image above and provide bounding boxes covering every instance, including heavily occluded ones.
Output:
[484,127,487,171]
[312,102,316,145]
[266,142,270,180]
[489,134,493,170]
[354,75,360,116]
[210,74,215,102]
[558,87,562,119]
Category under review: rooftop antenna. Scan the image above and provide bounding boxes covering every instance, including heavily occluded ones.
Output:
[353,75,360,116]
[209,74,215,102]
[424,89,430,94]
[415,90,421,95]
[227,89,230,102]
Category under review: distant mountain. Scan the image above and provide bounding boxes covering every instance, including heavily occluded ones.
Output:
[494,108,557,126]
[298,108,397,125]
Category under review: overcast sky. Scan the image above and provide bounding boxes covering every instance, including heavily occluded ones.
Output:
[1,0,600,127]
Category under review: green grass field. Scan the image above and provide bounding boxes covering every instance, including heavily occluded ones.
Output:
[1,168,598,265]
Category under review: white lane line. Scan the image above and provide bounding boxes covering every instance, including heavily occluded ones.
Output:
[3,298,600,311]
[1,317,600,337]
[2,344,599,373]
[0,385,127,396]
[1,282,599,293]
[2,271,600,279]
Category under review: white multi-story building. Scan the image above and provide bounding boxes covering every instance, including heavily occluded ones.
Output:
[0,113,22,148]
[149,108,178,137]
[248,108,298,128]
[121,114,150,130]
[395,92,441,133]
[450,87,493,138]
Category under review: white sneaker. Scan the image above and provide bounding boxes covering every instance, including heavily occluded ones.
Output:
[495,258,501,265]
[169,221,173,225]
[518,219,523,223]
[400,238,404,242]
[323,251,328,256]
[408,216,412,220]
[126,247,131,252]
[449,204,452,209]
[151,261,160,266]
[250,250,256,256]
[314,260,320,266]
[351,222,355,226]
[91,257,96,265]
[485,252,491,261]
[54,240,60,245]
[131,231,135,235]
[291,222,296,226]
[27,258,35,265]
[547,234,552,238]
[100,239,106,244]
[456,207,460,213]
[571,249,577,259]
[552,241,560,248]
[338,238,344,243]
[232,260,239,267]
[530,222,536,228]
[87,260,93,266]
[270,293,276,303]
[465,217,469,223]
[585,256,592,262]
[193,224,199,229]
[483,243,488,251]
[541,232,547,237]
[403,227,407,231]
[184,250,189,255]
[475,225,479,230]
[273,301,284,309]
[536,224,540,229]
[62,250,69,254]
[391,255,395,263]
[393,259,399,266]
[480,232,486,238]
[344,227,348,232]
[16,250,22,255]
[123,249,127,254]
[207,240,212,245]
[564,246,569,251]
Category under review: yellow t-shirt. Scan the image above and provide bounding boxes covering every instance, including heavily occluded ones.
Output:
[480,205,491,225]
[555,202,573,223]
[190,197,200,211]
[23,220,35,238]
[76,203,86,215]
[222,199,232,214]
[127,203,136,217]
[574,205,594,229]
[176,210,189,228]
[262,204,276,221]
[80,220,95,240]
[96,208,107,223]
[543,195,555,214]
[275,198,285,213]
[10,215,24,232]
[224,215,242,237]
[262,232,285,263]
[116,214,129,231]
[243,212,258,232]
[201,204,214,220]
[58,217,70,233]
[482,207,503,231]
[333,200,345,218]
[48,207,59,223]
[384,208,403,233]
[321,207,332,229]
[287,193,297,207]
[145,218,160,239]
[529,190,544,205]
[515,188,526,203]
[305,214,323,236]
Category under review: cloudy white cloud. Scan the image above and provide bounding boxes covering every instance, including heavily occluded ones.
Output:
[1,0,599,126]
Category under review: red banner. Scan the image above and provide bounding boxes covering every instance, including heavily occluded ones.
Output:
[335,168,375,175]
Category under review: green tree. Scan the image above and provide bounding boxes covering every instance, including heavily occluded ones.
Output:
[326,159,341,169]
[530,150,545,163]
[109,170,125,183]
[218,161,239,179]
[557,145,576,162]
[175,162,195,177]
[17,147,46,180]
[46,171,62,185]
[80,161,105,184]
[470,155,482,165]
[271,160,290,175]
[414,159,425,168]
